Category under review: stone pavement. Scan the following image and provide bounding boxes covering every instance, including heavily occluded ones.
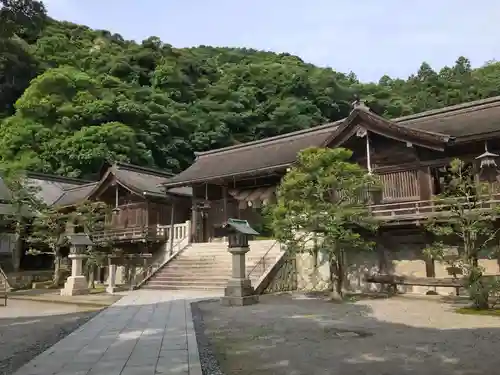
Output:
[12,290,218,375]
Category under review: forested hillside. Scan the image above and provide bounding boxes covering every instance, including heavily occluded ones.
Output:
[2,1,500,179]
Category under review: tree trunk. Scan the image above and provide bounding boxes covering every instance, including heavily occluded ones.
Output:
[12,225,23,272]
[337,249,345,298]
[87,265,95,289]
[53,254,62,286]
[329,252,343,301]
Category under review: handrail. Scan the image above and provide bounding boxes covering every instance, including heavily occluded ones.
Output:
[370,194,500,218]
[133,237,189,288]
[0,265,9,306]
[247,241,280,279]
[371,193,500,210]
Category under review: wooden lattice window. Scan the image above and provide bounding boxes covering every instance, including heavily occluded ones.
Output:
[379,170,419,202]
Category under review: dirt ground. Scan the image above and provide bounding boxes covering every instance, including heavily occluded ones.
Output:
[197,294,500,375]
[0,300,100,375]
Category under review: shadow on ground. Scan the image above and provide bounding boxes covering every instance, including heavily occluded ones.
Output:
[193,294,500,375]
[0,302,101,375]
[7,292,202,375]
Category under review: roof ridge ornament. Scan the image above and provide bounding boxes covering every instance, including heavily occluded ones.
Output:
[351,95,370,112]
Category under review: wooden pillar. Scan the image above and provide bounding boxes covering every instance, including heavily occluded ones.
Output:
[169,202,175,255]
[418,166,436,277]
[222,186,228,222]
[418,166,432,201]
[191,199,198,243]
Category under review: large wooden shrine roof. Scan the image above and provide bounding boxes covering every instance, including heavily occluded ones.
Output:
[164,96,500,187]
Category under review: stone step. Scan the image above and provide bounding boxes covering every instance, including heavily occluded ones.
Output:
[146,280,228,288]
[152,274,231,282]
[142,284,224,291]
[184,249,278,255]
[140,241,281,291]
[158,265,257,272]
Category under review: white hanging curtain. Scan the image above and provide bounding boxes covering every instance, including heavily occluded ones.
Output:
[229,186,276,209]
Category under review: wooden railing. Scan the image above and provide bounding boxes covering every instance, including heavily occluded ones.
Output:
[92,221,192,243]
[133,221,192,289]
[0,266,9,306]
[92,226,158,243]
[247,241,281,280]
[133,237,190,289]
[370,193,500,221]
[157,221,191,243]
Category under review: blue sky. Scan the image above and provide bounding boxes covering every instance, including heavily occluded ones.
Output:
[42,0,500,82]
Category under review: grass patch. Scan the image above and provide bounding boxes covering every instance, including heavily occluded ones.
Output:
[456,307,500,317]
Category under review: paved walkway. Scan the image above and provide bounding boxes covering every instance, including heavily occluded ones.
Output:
[13,290,218,375]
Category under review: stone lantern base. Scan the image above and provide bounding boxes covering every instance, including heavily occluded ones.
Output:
[60,253,89,296]
[60,276,88,296]
[220,278,259,306]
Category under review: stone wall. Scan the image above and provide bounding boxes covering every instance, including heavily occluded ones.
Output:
[268,243,500,297]
[7,270,53,289]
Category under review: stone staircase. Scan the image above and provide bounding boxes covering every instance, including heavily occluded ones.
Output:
[141,240,282,291]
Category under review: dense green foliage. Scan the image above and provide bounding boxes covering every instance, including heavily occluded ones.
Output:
[2,0,500,178]
[267,147,378,298]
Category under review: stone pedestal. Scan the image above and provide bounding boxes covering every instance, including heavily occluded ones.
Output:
[221,246,259,306]
[61,254,89,296]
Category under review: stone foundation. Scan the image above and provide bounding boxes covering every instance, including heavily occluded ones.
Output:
[292,245,500,297]
[60,276,89,296]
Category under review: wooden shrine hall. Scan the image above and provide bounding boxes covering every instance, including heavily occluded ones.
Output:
[162,96,500,243]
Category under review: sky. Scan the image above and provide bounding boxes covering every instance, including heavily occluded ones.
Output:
[41,0,500,82]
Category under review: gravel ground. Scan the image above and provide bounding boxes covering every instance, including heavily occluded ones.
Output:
[0,300,101,375]
[194,294,500,375]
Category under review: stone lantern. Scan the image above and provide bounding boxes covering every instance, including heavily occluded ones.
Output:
[60,233,93,296]
[215,218,260,306]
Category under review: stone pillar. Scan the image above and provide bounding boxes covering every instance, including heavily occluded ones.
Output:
[60,254,88,296]
[221,246,259,306]
[106,257,118,294]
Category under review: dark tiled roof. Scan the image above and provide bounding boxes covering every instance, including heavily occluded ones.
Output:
[26,172,92,205]
[165,96,500,187]
[112,162,192,197]
[164,120,344,186]
[397,96,500,138]
[53,183,98,206]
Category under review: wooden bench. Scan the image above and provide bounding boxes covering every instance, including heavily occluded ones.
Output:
[365,274,464,296]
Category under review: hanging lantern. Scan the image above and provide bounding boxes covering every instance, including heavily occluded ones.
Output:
[476,141,499,182]
[476,142,498,168]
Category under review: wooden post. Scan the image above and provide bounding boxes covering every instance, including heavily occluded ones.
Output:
[191,199,198,243]
[169,202,175,255]
[222,186,228,222]
[366,132,372,174]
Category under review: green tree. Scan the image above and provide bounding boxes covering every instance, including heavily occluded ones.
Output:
[0,167,43,271]
[0,0,46,117]
[72,200,111,288]
[3,9,500,178]
[424,159,500,310]
[27,205,69,286]
[267,147,379,299]
[0,0,46,40]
